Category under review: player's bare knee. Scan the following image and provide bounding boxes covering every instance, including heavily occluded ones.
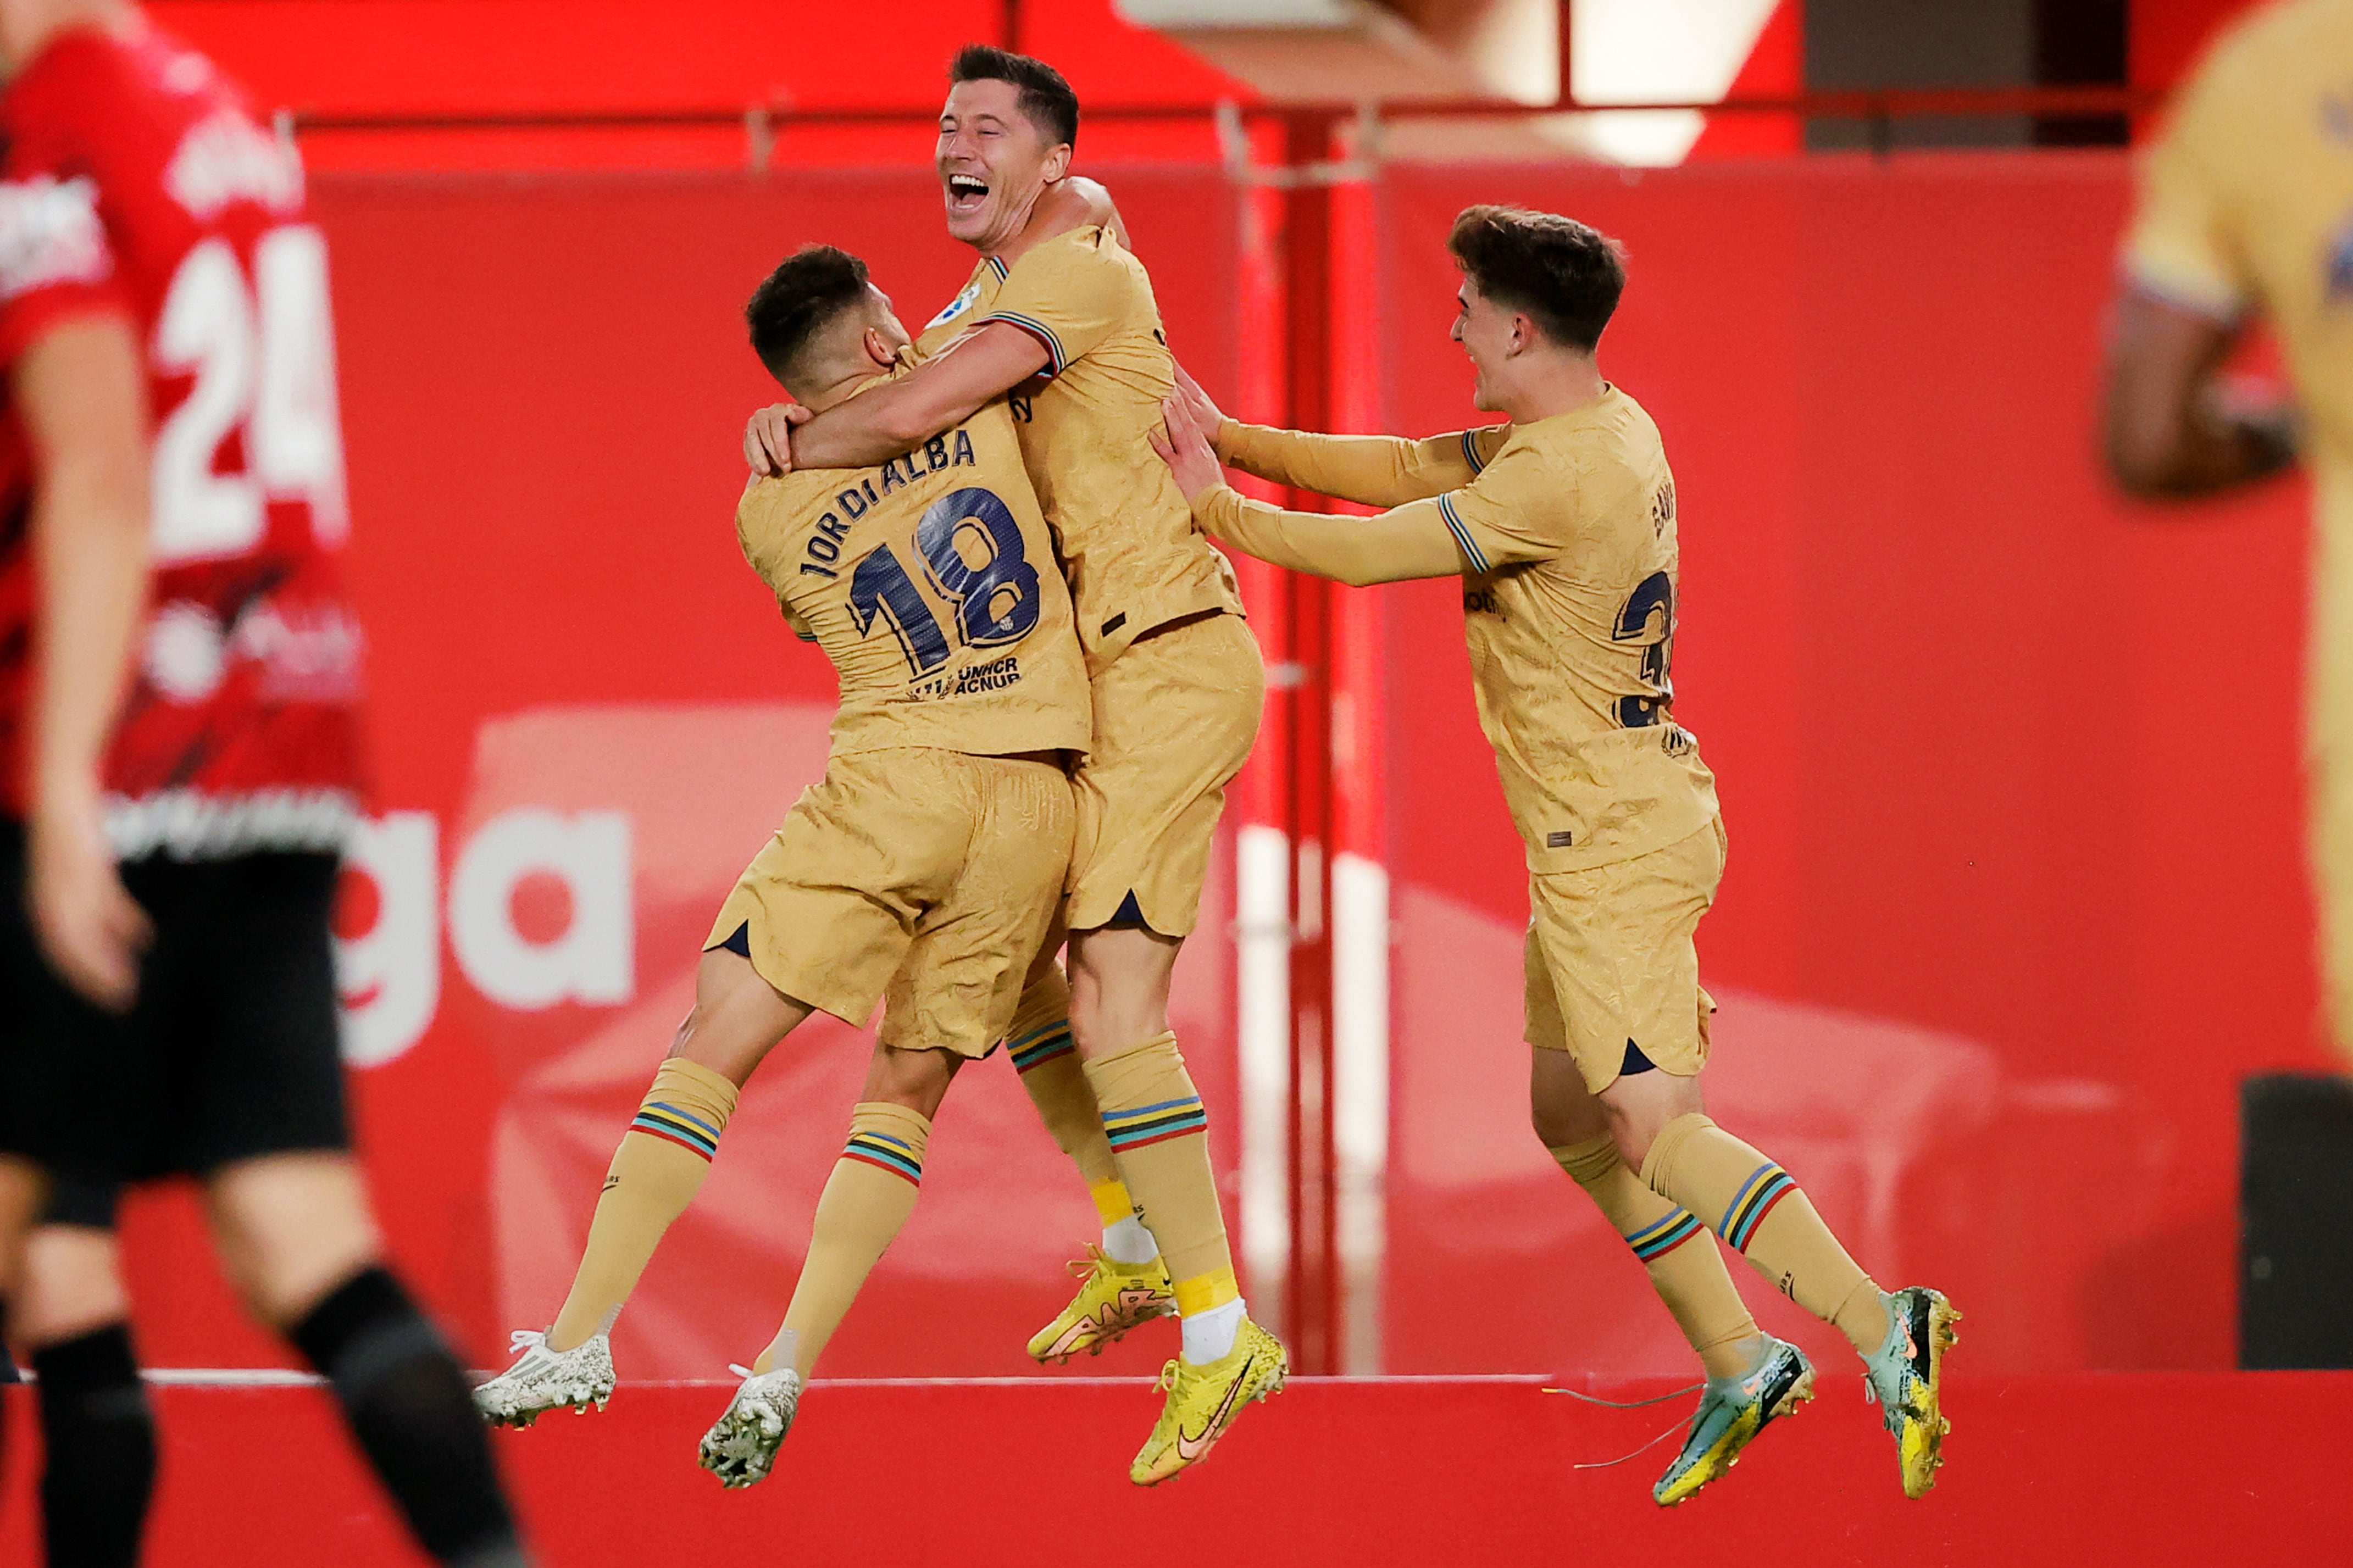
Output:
[672,947,813,1086]
[12,1226,131,1347]
[203,1153,384,1328]
[1599,1070,1705,1177]
[1528,1047,1608,1149]
[1065,925,1179,1058]
[1530,1094,1584,1151]
[860,1044,959,1119]
[1604,1115,1653,1175]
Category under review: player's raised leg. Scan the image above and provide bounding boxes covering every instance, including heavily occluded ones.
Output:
[1617,1074,1959,1500]
[1070,924,1285,1486]
[700,1039,959,1488]
[703,750,1075,1487]
[474,945,807,1427]
[1062,613,1284,1485]
[1008,951,1176,1363]
[1528,931,1766,1383]
[1530,1042,1812,1507]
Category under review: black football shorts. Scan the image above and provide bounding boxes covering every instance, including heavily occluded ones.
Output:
[0,822,351,1210]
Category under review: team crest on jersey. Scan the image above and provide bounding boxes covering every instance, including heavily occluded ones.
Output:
[0,174,111,300]
[926,278,984,331]
[165,109,305,219]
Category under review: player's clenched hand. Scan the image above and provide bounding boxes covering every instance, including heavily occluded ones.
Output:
[1170,361,1225,439]
[26,794,149,1013]
[743,402,811,477]
[1150,393,1224,505]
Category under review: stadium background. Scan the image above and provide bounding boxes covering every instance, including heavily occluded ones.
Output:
[10,1,2347,1561]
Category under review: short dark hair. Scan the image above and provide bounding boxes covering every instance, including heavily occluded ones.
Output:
[1446,205,1627,354]
[745,245,872,390]
[948,43,1079,148]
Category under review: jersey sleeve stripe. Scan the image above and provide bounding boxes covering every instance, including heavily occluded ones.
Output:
[1460,429,1488,474]
[976,310,1067,376]
[1437,492,1490,574]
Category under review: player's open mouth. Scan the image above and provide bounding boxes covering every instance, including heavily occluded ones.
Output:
[946,173,990,215]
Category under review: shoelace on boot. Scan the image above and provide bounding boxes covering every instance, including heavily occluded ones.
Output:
[1541,1381,1706,1471]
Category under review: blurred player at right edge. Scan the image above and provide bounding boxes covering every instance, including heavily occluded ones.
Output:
[0,3,526,1564]
[2105,1,2353,1065]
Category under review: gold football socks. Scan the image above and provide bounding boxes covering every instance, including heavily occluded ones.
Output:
[1084,1031,1242,1361]
[752,1102,931,1377]
[1006,968,1158,1263]
[1551,1134,1762,1378]
[1640,1114,1889,1354]
[548,1058,739,1351]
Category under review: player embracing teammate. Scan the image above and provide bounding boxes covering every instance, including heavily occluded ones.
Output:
[479,46,1287,1488]
[744,52,1290,1488]
[0,2,527,1564]
[1151,204,1962,1505]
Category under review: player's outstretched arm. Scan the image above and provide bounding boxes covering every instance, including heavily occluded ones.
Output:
[1174,361,1495,508]
[2102,288,2297,498]
[15,318,156,1011]
[770,321,1053,474]
[1152,394,1462,587]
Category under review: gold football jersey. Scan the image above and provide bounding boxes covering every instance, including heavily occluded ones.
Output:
[918,226,1244,670]
[736,394,1090,759]
[1209,392,1717,873]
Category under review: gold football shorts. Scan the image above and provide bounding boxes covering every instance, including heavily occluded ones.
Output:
[1066,610,1264,937]
[705,748,1074,1058]
[1524,816,1725,1094]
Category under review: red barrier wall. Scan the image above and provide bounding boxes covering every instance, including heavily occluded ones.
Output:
[1374,156,2319,1375]
[8,1373,2350,1566]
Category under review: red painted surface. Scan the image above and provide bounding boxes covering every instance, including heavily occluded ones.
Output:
[3,1373,2347,1565]
[2131,0,2274,94]
[142,1,1241,171]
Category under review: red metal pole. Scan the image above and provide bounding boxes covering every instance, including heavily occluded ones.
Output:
[1280,108,1341,1378]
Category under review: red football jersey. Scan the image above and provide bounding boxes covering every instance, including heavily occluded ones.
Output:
[0,18,363,859]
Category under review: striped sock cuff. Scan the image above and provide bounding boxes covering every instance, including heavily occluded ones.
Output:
[1102,1093,1208,1153]
[630,1103,722,1160]
[1721,1163,1799,1252]
[842,1129,924,1186]
[1008,1020,1076,1074]
[1624,1207,1705,1263]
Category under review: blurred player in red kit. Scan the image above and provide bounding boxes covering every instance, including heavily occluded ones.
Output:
[0,2,527,1564]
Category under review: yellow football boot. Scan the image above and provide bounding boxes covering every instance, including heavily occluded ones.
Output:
[1026,1245,1176,1365]
[1652,1335,1816,1506]
[1862,1286,1962,1499]
[1128,1316,1288,1486]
